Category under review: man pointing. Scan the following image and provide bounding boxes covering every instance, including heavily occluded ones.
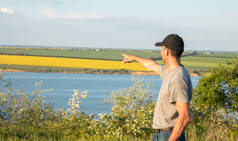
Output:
[122,34,193,141]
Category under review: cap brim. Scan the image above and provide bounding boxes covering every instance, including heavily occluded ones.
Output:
[155,42,164,47]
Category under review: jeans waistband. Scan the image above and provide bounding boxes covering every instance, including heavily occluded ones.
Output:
[153,127,173,133]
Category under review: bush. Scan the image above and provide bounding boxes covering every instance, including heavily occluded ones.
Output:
[104,78,155,137]
[0,74,155,140]
[0,74,58,139]
[187,59,238,141]
[55,78,155,139]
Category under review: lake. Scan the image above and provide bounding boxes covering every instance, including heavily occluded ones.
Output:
[2,72,200,114]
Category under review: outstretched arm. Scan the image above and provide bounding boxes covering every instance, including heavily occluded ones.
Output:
[121,54,160,73]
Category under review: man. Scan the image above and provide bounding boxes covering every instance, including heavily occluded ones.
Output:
[121,34,193,141]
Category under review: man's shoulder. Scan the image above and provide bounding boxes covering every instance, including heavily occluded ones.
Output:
[171,66,191,83]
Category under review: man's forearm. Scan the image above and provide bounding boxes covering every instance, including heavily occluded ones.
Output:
[169,116,190,141]
[132,56,159,73]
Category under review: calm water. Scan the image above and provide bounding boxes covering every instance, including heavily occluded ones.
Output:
[2,72,200,114]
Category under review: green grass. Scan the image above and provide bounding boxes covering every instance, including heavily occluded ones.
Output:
[155,56,235,74]
[181,56,236,63]
[0,64,130,74]
[0,135,152,141]
[197,51,238,58]
[180,56,236,74]
[0,47,161,61]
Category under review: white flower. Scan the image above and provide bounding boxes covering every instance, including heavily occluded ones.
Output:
[81,91,88,99]
[98,113,103,119]
[75,104,80,108]
[76,96,81,100]
[34,81,43,87]
[74,89,79,95]
[82,95,86,99]
[72,99,75,102]
[67,90,88,115]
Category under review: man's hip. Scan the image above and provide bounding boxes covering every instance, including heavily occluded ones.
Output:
[152,128,186,141]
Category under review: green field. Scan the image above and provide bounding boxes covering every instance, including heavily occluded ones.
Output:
[0,47,162,60]
[0,46,237,75]
[197,51,238,58]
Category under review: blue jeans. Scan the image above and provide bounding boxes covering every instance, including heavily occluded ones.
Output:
[152,131,186,141]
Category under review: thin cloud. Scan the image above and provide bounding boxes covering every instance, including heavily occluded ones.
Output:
[41,8,103,19]
[186,35,205,41]
[0,7,14,14]
[42,8,55,18]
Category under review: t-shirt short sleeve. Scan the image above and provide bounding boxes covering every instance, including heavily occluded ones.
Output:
[157,65,166,79]
[168,78,190,103]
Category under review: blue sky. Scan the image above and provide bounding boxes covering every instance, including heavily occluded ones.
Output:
[0,0,238,51]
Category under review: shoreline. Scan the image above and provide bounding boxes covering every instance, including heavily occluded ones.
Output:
[0,69,26,72]
[0,69,199,76]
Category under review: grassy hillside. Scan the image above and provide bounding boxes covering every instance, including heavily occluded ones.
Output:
[0,47,161,60]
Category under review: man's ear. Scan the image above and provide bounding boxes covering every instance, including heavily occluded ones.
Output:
[166,48,170,56]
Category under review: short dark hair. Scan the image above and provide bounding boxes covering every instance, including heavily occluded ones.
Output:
[169,48,183,58]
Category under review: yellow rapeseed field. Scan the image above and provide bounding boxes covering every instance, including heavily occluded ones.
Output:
[0,55,148,71]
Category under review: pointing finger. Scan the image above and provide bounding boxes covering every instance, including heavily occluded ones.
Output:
[121,53,126,57]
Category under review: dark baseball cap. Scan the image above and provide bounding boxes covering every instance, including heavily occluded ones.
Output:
[155,34,184,55]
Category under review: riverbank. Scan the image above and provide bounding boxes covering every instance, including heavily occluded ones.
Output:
[0,68,199,76]
[0,69,26,72]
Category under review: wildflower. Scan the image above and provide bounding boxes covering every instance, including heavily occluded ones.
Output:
[75,104,80,108]
[34,81,43,87]
[81,91,88,99]
[67,90,88,115]
[19,108,25,112]
[74,89,79,95]
[98,113,103,119]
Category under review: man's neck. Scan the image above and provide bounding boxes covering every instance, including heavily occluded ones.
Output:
[165,57,181,71]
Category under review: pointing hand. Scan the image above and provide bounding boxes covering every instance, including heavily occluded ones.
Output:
[121,54,135,63]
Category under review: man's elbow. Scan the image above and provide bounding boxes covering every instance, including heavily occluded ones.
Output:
[179,114,190,126]
[184,115,190,125]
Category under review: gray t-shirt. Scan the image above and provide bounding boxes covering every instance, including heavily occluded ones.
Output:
[152,65,193,129]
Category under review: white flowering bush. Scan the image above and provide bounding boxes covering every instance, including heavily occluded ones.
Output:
[0,77,53,122]
[67,90,88,116]
[0,72,59,139]
[51,78,155,139]
[103,78,155,137]
[0,72,156,140]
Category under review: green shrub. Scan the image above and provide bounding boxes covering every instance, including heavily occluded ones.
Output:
[187,59,238,141]
[104,78,155,137]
